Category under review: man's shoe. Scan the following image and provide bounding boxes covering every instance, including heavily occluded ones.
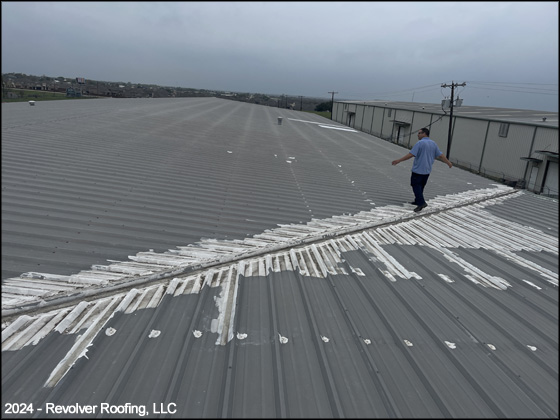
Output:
[414,204,427,212]
[409,201,417,205]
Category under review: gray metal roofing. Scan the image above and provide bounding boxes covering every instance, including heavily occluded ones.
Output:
[2,97,502,282]
[339,99,559,127]
[2,98,558,418]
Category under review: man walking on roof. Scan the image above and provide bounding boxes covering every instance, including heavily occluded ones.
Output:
[391,127,453,212]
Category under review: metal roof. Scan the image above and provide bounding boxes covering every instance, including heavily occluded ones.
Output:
[339,100,559,127]
[2,98,558,418]
[2,98,502,282]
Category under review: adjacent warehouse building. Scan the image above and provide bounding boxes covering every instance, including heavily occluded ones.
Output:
[332,101,558,197]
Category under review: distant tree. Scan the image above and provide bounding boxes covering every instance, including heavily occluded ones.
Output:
[315,101,332,112]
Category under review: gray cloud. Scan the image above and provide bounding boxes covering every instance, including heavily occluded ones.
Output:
[2,1,558,110]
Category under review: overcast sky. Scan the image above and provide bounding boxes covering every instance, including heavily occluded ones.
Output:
[2,2,558,111]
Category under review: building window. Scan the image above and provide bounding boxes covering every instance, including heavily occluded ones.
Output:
[498,123,509,137]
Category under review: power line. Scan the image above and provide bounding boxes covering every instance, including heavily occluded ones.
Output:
[467,85,558,95]
[340,83,442,98]
[465,80,558,86]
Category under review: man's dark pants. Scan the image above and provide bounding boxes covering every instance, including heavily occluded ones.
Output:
[411,172,430,206]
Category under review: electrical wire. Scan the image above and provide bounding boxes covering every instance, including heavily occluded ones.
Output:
[340,83,442,99]
[467,85,558,96]
[465,81,558,95]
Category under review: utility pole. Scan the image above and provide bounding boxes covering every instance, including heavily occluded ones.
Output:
[441,81,466,159]
[328,91,338,120]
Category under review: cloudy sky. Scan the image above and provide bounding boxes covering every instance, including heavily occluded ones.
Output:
[2,2,558,111]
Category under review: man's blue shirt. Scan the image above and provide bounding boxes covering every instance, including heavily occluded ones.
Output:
[409,137,443,174]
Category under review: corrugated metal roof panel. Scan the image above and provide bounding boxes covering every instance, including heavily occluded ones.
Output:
[2,98,558,418]
[2,189,558,418]
[2,98,502,281]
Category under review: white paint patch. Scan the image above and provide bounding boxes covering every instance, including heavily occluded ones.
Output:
[278,333,288,344]
[148,330,161,338]
[404,340,414,347]
[522,280,542,290]
[350,266,365,277]
[193,330,202,338]
[78,342,92,360]
[487,344,496,351]
[382,270,397,282]
[227,151,233,154]
[105,327,116,336]
[321,335,330,343]
[211,266,241,345]
[288,118,351,131]
[318,125,358,132]
[236,332,247,340]
[439,248,511,290]
[438,274,454,283]
[363,339,371,345]
[527,345,537,351]
[494,250,558,286]
[287,118,322,124]
[445,341,457,349]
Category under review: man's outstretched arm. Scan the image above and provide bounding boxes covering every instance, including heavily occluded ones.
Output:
[437,154,453,168]
[392,153,414,166]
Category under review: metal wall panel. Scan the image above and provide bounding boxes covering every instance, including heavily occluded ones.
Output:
[372,106,384,137]
[532,127,559,154]
[543,161,559,196]
[392,110,414,146]
[380,108,394,139]
[481,123,535,179]
[355,104,366,130]
[333,102,344,122]
[406,112,432,148]
[426,115,450,152]
[361,105,375,134]
[449,118,488,170]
